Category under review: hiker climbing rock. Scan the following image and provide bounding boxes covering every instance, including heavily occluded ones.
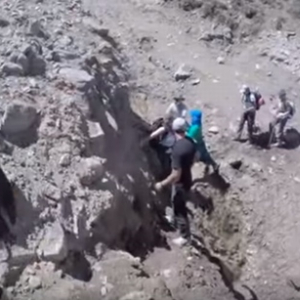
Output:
[269,89,295,147]
[155,117,196,246]
[149,94,188,141]
[235,85,264,143]
[186,109,219,174]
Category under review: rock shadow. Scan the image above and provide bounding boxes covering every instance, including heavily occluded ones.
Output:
[1,115,41,148]
[193,172,231,195]
[252,127,300,150]
[10,183,40,248]
[81,67,170,258]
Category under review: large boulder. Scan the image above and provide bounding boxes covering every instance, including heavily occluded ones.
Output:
[38,221,68,263]
[1,102,38,135]
[58,68,95,91]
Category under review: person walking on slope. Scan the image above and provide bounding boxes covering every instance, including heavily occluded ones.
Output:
[186,109,219,174]
[149,95,188,141]
[154,117,196,246]
[269,89,295,147]
[235,85,259,143]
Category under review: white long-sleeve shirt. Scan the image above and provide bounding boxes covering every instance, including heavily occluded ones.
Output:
[165,102,188,120]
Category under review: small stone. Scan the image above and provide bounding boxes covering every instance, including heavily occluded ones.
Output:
[255,64,261,70]
[0,62,24,76]
[41,182,62,202]
[78,156,106,186]
[29,20,50,39]
[271,156,276,162]
[120,291,152,300]
[1,102,38,134]
[0,17,10,27]
[59,154,71,167]
[217,56,225,64]
[208,126,219,134]
[174,64,191,81]
[191,79,200,85]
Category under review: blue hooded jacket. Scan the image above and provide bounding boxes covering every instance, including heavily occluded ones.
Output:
[190,109,202,126]
[186,109,203,144]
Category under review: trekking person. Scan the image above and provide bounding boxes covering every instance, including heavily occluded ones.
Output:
[186,109,219,174]
[235,85,258,143]
[269,89,295,147]
[149,95,188,141]
[154,117,196,246]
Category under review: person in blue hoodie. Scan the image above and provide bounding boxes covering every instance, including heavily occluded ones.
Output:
[186,109,219,174]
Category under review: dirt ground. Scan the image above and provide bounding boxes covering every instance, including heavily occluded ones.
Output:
[83,0,300,299]
[1,0,300,299]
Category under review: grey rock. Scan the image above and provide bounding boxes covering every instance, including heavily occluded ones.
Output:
[28,275,42,290]
[51,50,79,62]
[0,17,10,27]
[83,17,109,37]
[191,79,200,85]
[10,52,30,75]
[78,156,106,186]
[41,182,62,202]
[0,62,24,76]
[1,102,38,134]
[29,55,46,76]
[208,126,219,134]
[9,246,37,267]
[217,56,225,64]
[38,221,68,262]
[59,154,71,167]
[29,20,50,39]
[58,67,95,91]
[174,64,191,81]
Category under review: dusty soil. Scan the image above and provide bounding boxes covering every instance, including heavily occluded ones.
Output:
[1,0,300,299]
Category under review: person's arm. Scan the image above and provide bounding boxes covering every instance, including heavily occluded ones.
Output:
[149,126,166,139]
[158,147,181,188]
[165,103,174,119]
[181,104,188,119]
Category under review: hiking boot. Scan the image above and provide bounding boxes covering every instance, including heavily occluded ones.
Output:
[165,215,176,228]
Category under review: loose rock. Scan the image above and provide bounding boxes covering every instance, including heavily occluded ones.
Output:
[78,156,106,186]
[208,126,219,134]
[174,64,191,81]
[0,17,10,27]
[29,20,50,39]
[1,102,38,134]
[38,221,68,262]
[0,62,24,76]
[217,56,225,64]
[58,68,95,91]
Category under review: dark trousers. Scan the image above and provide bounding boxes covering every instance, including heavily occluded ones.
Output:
[237,110,256,141]
[196,140,217,168]
[171,185,190,239]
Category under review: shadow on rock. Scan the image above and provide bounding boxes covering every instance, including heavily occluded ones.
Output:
[193,172,230,195]
[283,128,300,149]
[252,127,300,150]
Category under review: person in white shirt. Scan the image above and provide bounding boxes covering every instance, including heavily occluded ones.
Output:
[269,89,295,147]
[149,95,188,140]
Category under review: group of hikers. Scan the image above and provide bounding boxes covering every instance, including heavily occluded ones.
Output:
[143,86,296,246]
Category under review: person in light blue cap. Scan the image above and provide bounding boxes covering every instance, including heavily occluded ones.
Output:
[186,109,219,173]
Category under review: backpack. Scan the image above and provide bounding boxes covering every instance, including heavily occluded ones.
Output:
[254,92,262,110]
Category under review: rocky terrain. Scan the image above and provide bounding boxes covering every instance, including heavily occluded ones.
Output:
[1,0,300,299]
